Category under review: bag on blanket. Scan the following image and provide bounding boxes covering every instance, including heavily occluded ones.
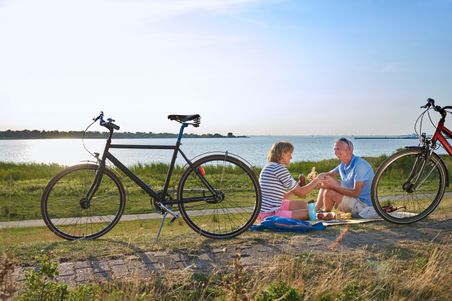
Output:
[250,216,325,232]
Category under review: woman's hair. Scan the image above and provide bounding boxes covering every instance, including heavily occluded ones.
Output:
[267,141,294,163]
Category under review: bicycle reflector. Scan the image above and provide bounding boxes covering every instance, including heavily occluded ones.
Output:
[198,166,206,176]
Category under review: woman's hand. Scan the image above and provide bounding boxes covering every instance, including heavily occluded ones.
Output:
[317,174,338,189]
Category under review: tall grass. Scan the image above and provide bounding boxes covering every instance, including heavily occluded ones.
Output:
[4,241,451,300]
[2,155,451,222]
[0,162,185,222]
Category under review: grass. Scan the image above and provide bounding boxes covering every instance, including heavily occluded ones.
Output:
[3,194,451,263]
[2,155,451,221]
[1,216,263,263]
[0,161,259,222]
[2,158,452,300]
[2,227,451,300]
[0,162,183,222]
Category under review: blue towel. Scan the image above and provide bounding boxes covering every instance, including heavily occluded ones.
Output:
[249,216,325,232]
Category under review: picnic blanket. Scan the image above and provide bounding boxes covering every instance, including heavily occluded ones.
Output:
[250,215,383,233]
[314,217,382,227]
[250,216,326,232]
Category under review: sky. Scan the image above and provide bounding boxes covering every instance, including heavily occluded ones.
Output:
[1,0,451,136]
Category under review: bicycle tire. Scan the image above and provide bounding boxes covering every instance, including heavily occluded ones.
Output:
[41,164,126,240]
[177,154,261,239]
[371,148,447,224]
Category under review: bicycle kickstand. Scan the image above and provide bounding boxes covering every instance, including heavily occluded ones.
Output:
[155,202,179,242]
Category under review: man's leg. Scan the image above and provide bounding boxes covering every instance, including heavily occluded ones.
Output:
[322,189,343,211]
[316,188,325,211]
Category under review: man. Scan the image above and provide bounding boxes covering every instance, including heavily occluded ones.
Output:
[316,137,377,217]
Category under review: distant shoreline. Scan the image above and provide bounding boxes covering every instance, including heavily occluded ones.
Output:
[0,130,248,140]
[353,135,419,139]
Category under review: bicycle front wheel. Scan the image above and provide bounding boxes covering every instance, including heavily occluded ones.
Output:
[41,164,126,240]
[371,148,447,224]
[177,154,261,239]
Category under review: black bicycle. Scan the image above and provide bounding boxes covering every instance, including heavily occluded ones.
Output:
[41,112,261,240]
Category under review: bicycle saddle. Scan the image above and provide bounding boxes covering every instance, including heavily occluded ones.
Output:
[168,114,201,126]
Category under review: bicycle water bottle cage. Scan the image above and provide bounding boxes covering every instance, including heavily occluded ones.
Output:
[168,114,201,127]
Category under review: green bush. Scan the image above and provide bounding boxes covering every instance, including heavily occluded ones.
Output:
[19,255,69,301]
[257,281,303,301]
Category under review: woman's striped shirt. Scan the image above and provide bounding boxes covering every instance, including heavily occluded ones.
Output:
[259,162,297,213]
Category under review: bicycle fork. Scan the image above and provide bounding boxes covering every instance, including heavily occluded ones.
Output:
[404,149,433,193]
[80,164,105,209]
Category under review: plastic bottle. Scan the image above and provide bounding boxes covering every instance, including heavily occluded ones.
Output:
[307,200,317,221]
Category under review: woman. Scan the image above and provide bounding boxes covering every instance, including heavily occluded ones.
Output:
[258,141,321,220]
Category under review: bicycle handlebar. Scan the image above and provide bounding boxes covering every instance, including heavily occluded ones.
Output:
[421,98,436,109]
[421,98,452,115]
[93,111,120,131]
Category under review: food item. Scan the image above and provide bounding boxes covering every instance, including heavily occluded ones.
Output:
[307,167,317,181]
[316,212,336,220]
[298,174,306,186]
[336,212,352,220]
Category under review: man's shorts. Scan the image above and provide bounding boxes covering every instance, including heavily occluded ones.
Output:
[336,196,368,214]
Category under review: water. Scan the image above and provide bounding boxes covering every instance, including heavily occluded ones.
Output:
[0,136,435,167]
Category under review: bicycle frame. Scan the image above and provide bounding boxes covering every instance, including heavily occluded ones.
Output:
[85,123,218,206]
[404,111,452,191]
[431,118,452,156]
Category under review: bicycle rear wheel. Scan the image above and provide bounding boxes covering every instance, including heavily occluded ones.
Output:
[177,154,261,239]
[41,164,126,240]
[371,148,447,224]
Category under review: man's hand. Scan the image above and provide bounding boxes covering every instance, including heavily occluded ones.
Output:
[318,174,339,189]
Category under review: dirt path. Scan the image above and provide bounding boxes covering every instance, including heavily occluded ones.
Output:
[11,218,451,287]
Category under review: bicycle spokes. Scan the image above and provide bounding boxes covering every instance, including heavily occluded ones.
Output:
[41,164,125,240]
[372,149,446,223]
[178,155,260,238]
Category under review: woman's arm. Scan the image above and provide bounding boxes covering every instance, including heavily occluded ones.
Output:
[285,176,321,198]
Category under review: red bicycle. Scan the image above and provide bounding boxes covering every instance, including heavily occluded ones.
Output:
[371,98,452,223]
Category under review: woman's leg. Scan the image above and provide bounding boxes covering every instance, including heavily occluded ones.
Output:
[287,200,307,220]
[289,209,309,220]
[285,199,307,210]
[276,200,308,220]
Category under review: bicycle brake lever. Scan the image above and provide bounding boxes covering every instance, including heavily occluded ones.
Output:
[93,111,104,122]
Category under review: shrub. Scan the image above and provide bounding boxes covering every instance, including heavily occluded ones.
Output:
[0,253,17,300]
[18,255,69,301]
[257,281,303,301]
